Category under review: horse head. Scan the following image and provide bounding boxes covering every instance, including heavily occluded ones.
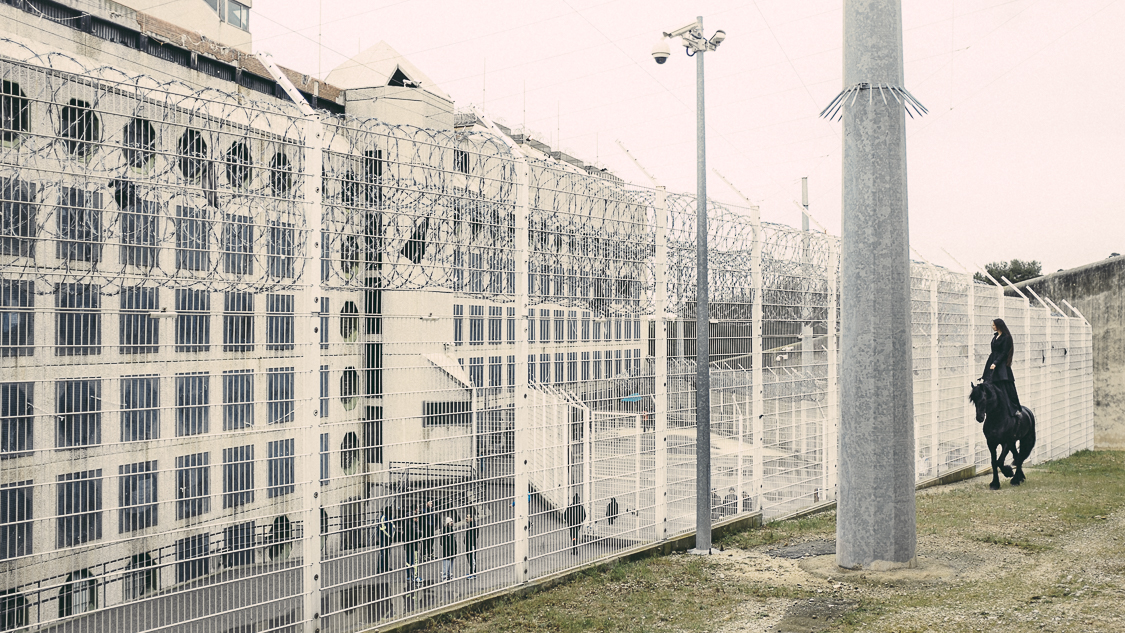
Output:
[968,382,992,423]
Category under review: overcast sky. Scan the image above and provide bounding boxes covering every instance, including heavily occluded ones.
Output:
[251,0,1124,274]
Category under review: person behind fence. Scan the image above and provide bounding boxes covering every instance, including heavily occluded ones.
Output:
[564,494,586,556]
[403,504,420,584]
[983,318,1022,417]
[723,487,739,517]
[440,516,458,581]
[464,511,479,579]
[377,506,395,574]
[421,499,438,562]
[742,490,754,514]
[606,496,619,526]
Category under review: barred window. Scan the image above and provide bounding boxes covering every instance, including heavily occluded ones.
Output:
[527,309,534,343]
[615,348,623,376]
[117,181,157,267]
[122,118,155,170]
[55,283,101,356]
[174,289,210,352]
[223,521,255,567]
[489,355,502,388]
[539,309,549,342]
[224,142,252,189]
[222,213,253,275]
[120,376,159,442]
[0,279,33,357]
[364,406,383,464]
[319,433,329,486]
[581,351,590,381]
[222,369,253,431]
[567,352,577,383]
[267,439,295,498]
[567,310,578,342]
[222,445,254,508]
[0,480,32,560]
[175,533,209,583]
[554,353,564,383]
[528,354,535,383]
[422,401,471,427]
[1,382,32,457]
[56,187,102,262]
[605,352,613,379]
[469,305,483,345]
[634,319,642,340]
[453,304,463,346]
[615,319,622,340]
[177,129,207,181]
[340,301,359,342]
[340,432,359,474]
[175,453,209,519]
[267,367,294,424]
[593,319,602,341]
[507,307,516,343]
[59,99,99,158]
[56,379,100,448]
[593,350,603,380]
[123,553,157,601]
[319,365,328,418]
[56,469,102,548]
[175,373,209,436]
[266,294,294,350]
[554,310,564,343]
[488,306,502,344]
[539,353,550,384]
[581,312,590,342]
[625,319,633,341]
[119,461,157,533]
[268,221,295,278]
[319,297,329,349]
[58,569,97,617]
[175,206,209,271]
[223,292,254,352]
[119,286,158,354]
[2,80,30,141]
[624,348,632,373]
[0,177,37,257]
[468,357,484,388]
[268,153,292,197]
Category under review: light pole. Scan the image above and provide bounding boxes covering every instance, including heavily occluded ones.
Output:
[653,16,726,554]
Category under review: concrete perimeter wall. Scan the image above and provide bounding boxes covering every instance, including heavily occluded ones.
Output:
[1016,256,1125,449]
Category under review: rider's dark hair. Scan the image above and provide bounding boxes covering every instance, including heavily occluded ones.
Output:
[993,318,1014,366]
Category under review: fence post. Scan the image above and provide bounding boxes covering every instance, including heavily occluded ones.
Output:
[1041,305,1052,461]
[512,157,531,584]
[750,207,765,511]
[1062,308,1071,457]
[929,265,940,477]
[825,239,838,501]
[965,274,978,469]
[654,186,669,540]
[299,113,325,633]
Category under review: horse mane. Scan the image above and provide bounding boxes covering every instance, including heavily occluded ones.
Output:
[969,382,1011,412]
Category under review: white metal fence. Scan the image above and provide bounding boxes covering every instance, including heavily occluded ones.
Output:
[0,50,1094,632]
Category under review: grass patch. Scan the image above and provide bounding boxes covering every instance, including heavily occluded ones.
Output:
[418,451,1125,633]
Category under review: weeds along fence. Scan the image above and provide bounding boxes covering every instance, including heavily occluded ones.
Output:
[0,50,1094,632]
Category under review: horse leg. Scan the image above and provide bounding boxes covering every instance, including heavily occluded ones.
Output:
[988,439,1001,490]
[998,443,1014,478]
[1012,413,1037,486]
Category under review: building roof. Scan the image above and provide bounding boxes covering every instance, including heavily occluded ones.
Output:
[326,41,451,101]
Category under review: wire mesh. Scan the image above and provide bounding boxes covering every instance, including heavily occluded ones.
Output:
[0,48,1096,633]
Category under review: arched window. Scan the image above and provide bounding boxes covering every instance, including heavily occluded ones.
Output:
[267,515,293,561]
[340,432,359,474]
[123,553,157,601]
[177,129,207,180]
[1,81,30,143]
[122,118,155,170]
[225,142,253,189]
[59,99,99,158]
[340,301,359,342]
[59,569,97,617]
[341,236,360,279]
[268,153,292,196]
[340,369,358,411]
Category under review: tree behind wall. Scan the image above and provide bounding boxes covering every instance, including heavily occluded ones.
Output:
[974,259,1042,284]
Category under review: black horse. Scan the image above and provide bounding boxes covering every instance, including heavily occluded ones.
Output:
[969,382,1036,490]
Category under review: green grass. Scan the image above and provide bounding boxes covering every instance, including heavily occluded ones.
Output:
[419,451,1125,633]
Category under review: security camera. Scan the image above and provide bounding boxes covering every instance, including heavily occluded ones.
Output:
[710,30,726,46]
[652,38,671,64]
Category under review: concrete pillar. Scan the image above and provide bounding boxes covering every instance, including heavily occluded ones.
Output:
[837,0,916,570]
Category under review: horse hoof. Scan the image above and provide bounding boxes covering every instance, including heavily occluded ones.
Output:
[989,482,1000,490]
[1000,465,1014,477]
[1010,478,1021,486]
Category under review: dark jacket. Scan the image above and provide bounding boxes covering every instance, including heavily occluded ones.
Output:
[564,501,586,528]
[464,519,479,551]
[440,523,458,557]
[983,333,1015,382]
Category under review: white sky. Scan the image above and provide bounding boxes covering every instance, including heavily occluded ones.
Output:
[251,0,1125,273]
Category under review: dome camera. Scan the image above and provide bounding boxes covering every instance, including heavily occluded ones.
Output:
[652,38,671,64]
